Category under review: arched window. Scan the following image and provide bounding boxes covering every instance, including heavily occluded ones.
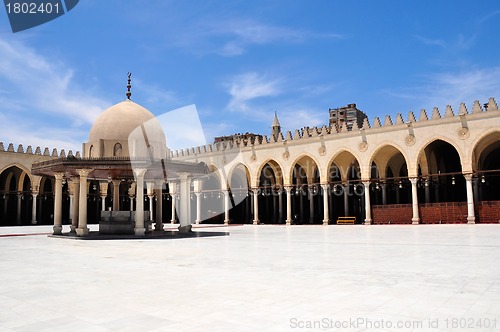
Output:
[89,145,94,158]
[114,143,123,157]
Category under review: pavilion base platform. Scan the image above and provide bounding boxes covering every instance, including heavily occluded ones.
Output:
[99,211,151,235]
[48,229,229,240]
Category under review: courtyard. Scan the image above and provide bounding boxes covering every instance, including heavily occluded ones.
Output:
[0,224,499,331]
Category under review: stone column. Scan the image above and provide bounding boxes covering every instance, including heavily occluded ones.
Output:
[76,169,91,236]
[178,173,192,233]
[223,189,230,225]
[253,188,259,225]
[363,181,372,225]
[128,181,136,212]
[410,178,420,224]
[285,186,292,225]
[112,180,121,211]
[464,174,476,224]
[16,193,22,225]
[134,169,146,236]
[322,184,329,225]
[147,182,155,230]
[155,181,164,231]
[99,182,109,212]
[169,182,177,223]
[69,178,79,233]
[278,188,283,222]
[195,192,202,224]
[31,191,38,225]
[309,186,315,224]
[381,183,387,205]
[53,172,65,234]
[343,183,349,216]
[424,177,431,203]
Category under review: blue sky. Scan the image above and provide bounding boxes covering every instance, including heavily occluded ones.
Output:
[0,1,500,153]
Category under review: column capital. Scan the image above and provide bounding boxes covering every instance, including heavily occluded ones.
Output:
[76,169,92,177]
[99,182,109,195]
[409,178,418,185]
[133,168,147,178]
[361,180,370,186]
[463,173,473,181]
[54,172,65,180]
[178,172,192,181]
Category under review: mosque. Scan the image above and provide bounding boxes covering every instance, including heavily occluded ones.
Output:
[0,78,499,234]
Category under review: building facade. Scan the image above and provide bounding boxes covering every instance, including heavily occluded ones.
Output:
[0,97,499,228]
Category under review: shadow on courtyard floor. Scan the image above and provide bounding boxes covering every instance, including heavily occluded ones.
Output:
[48,230,230,240]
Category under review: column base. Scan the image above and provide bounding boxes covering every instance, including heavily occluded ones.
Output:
[170,220,176,224]
[31,220,37,225]
[364,218,372,225]
[178,225,192,233]
[224,220,229,225]
[69,225,77,234]
[52,225,63,235]
[467,216,476,224]
[76,227,89,236]
[285,220,291,225]
[154,223,164,231]
[412,218,420,225]
[323,220,329,225]
[134,227,146,236]
[195,220,200,225]
[253,220,259,225]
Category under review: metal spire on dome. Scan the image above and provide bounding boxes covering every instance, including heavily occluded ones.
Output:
[126,72,132,100]
[272,111,281,127]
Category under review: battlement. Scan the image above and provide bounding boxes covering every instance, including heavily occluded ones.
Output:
[0,142,81,158]
[169,97,499,158]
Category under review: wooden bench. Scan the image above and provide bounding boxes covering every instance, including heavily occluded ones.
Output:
[336,216,356,225]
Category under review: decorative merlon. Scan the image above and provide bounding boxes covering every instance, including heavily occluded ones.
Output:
[472,100,483,114]
[445,105,454,117]
[432,107,441,120]
[395,113,404,125]
[419,109,428,121]
[407,111,417,123]
[384,115,393,126]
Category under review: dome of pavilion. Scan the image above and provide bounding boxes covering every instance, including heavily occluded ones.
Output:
[88,100,156,142]
[84,99,166,159]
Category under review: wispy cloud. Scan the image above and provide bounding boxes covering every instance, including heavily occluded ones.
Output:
[0,37,110,151]
[415,35,446,48]
[226,72,282,112]
[382,67,500,112]
[172,19,343,57]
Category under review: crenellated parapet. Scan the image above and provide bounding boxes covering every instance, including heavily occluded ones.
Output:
[0,142,80,158]
[170,97,499,159]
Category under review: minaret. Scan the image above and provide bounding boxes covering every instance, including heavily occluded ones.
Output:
[271,111,281,141]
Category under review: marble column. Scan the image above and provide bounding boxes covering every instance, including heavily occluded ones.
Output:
[134,169,146,236]
[285,186,292,225]
[278,188,283,222]
[343,183,349,216]
[178,173,192,233]
[322,184,329,225]
[155,181,164,231]
[70,178,79,234]
[424,177,431,203]
[128,181,135,212]
[464,174,476,224]
[169,182,177,224]
[253,188,259,225]
[31,191,38,225]
[363,181,372,225]
[99,182,108,212]
[195,192,202,224]
[76,169,91,236]
[53,172,65,234]
[223,190,230,225]
[309,186,315,224]
[16,193,22,225]
[381,183,387,205]
[410,178,420,224]
[112,180,121,211]
[147,182,155,230]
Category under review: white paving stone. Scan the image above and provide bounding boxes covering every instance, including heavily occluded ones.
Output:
[0,224,500,331]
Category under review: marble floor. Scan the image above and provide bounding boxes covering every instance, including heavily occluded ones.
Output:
[0,224,499,331]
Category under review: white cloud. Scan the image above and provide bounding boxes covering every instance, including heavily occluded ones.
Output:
[226,72,282,112]
[0,37,110,151]
[382,67,500,112]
